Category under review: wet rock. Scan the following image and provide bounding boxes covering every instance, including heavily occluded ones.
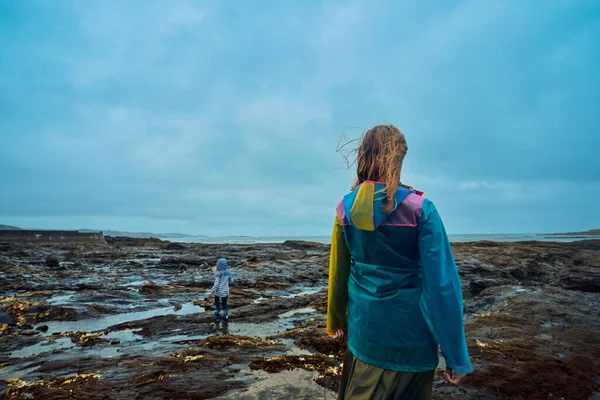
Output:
[270,252,293,261]
[45,254,60,267]
[464,286,600,400]
[105,236,166,247]
[138,282,185,295]
[165,242,186,251]
[283,240,328,251]
[200,335,281,350]
[468,278,502,297]
[1,236,598,399]
[128,261,144,268]
[159,256,206,267]
[316,254,330,267]
[309,293,328,313]
[0,310,14,324]
[36,324,49,333]
[20,329,38,336]
[110,339,120,345]
[560,268,600,293]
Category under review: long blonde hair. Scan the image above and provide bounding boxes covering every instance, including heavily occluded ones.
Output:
[350,124,408,214]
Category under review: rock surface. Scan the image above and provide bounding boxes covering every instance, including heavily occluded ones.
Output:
[0,238,598,399]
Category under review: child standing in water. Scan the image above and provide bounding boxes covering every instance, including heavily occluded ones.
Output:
[208,258,231,322]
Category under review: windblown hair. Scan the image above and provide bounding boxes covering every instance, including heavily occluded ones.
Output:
[351,124,408,214]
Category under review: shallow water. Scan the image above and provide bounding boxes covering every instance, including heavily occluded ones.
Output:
[46,293,76,305]
[227,308,316,337]
[10,337,74,359]
[37,303,205,334]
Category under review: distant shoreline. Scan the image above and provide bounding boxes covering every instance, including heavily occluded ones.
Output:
[2,224,599,244]
[544,229,600,237]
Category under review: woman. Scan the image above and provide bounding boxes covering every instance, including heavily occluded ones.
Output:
[327,124,471,399]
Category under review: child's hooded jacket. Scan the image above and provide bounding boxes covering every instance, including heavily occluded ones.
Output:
[211,258,231,297]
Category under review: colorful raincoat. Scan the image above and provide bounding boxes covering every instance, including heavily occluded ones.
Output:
[327,181,472,374]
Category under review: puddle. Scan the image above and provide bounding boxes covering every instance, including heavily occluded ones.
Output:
[226,321,293,337]
[165,334,209,342]
[38,303,205,334]
[0,364,41,380]
[47,293,76,305]
[280,339,313,356]
[105,329,144,342]
[10,329,145,359]
[119,279,170,287]
[11,337,74,358]
[82,341,165,359]
[126,257,161,264]
[227,308,316,337]
[254,286,325,304]
[279,308,315,319]
[263,286,325,300]
[282,287,325,298]
[120,279,170,287]
[536,333,553,340]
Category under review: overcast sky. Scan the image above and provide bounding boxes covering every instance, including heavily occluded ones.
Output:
[1,0,599,236]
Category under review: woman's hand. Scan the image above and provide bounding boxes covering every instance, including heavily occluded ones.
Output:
[333,329,345,341]
[443,368,466,386]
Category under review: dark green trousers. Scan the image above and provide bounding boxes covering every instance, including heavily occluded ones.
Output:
[338,351,434,400]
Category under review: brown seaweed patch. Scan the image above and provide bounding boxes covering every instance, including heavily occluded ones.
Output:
[467,362,599,400]
[283,327,345,359]
[249,354,337,374]
[0,323,11,336]
[465,312,600,399]
[199,335,280,350]
[0,297,39,325]
[1,296,78,326]
[3,373,105,399]
[316,364,343,392]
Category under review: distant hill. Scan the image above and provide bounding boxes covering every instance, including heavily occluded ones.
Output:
[80,229,206,239]
[0,224,23,230]
[546,229,600,237]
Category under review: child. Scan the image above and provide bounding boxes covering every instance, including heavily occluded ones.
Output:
[208,258,231,322]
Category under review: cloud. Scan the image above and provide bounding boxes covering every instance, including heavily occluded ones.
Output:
[0,0,598,235]
[459,181,519,192]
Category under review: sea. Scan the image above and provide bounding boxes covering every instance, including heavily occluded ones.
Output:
[170,233,600,245]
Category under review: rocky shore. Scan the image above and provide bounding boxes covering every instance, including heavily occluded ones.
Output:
[0,237,599,399]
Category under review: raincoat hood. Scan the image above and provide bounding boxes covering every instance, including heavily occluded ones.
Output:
[216,258,228,272]
[342,181,419,231]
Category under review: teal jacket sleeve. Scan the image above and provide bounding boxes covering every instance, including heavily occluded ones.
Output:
[418,199,472,374]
